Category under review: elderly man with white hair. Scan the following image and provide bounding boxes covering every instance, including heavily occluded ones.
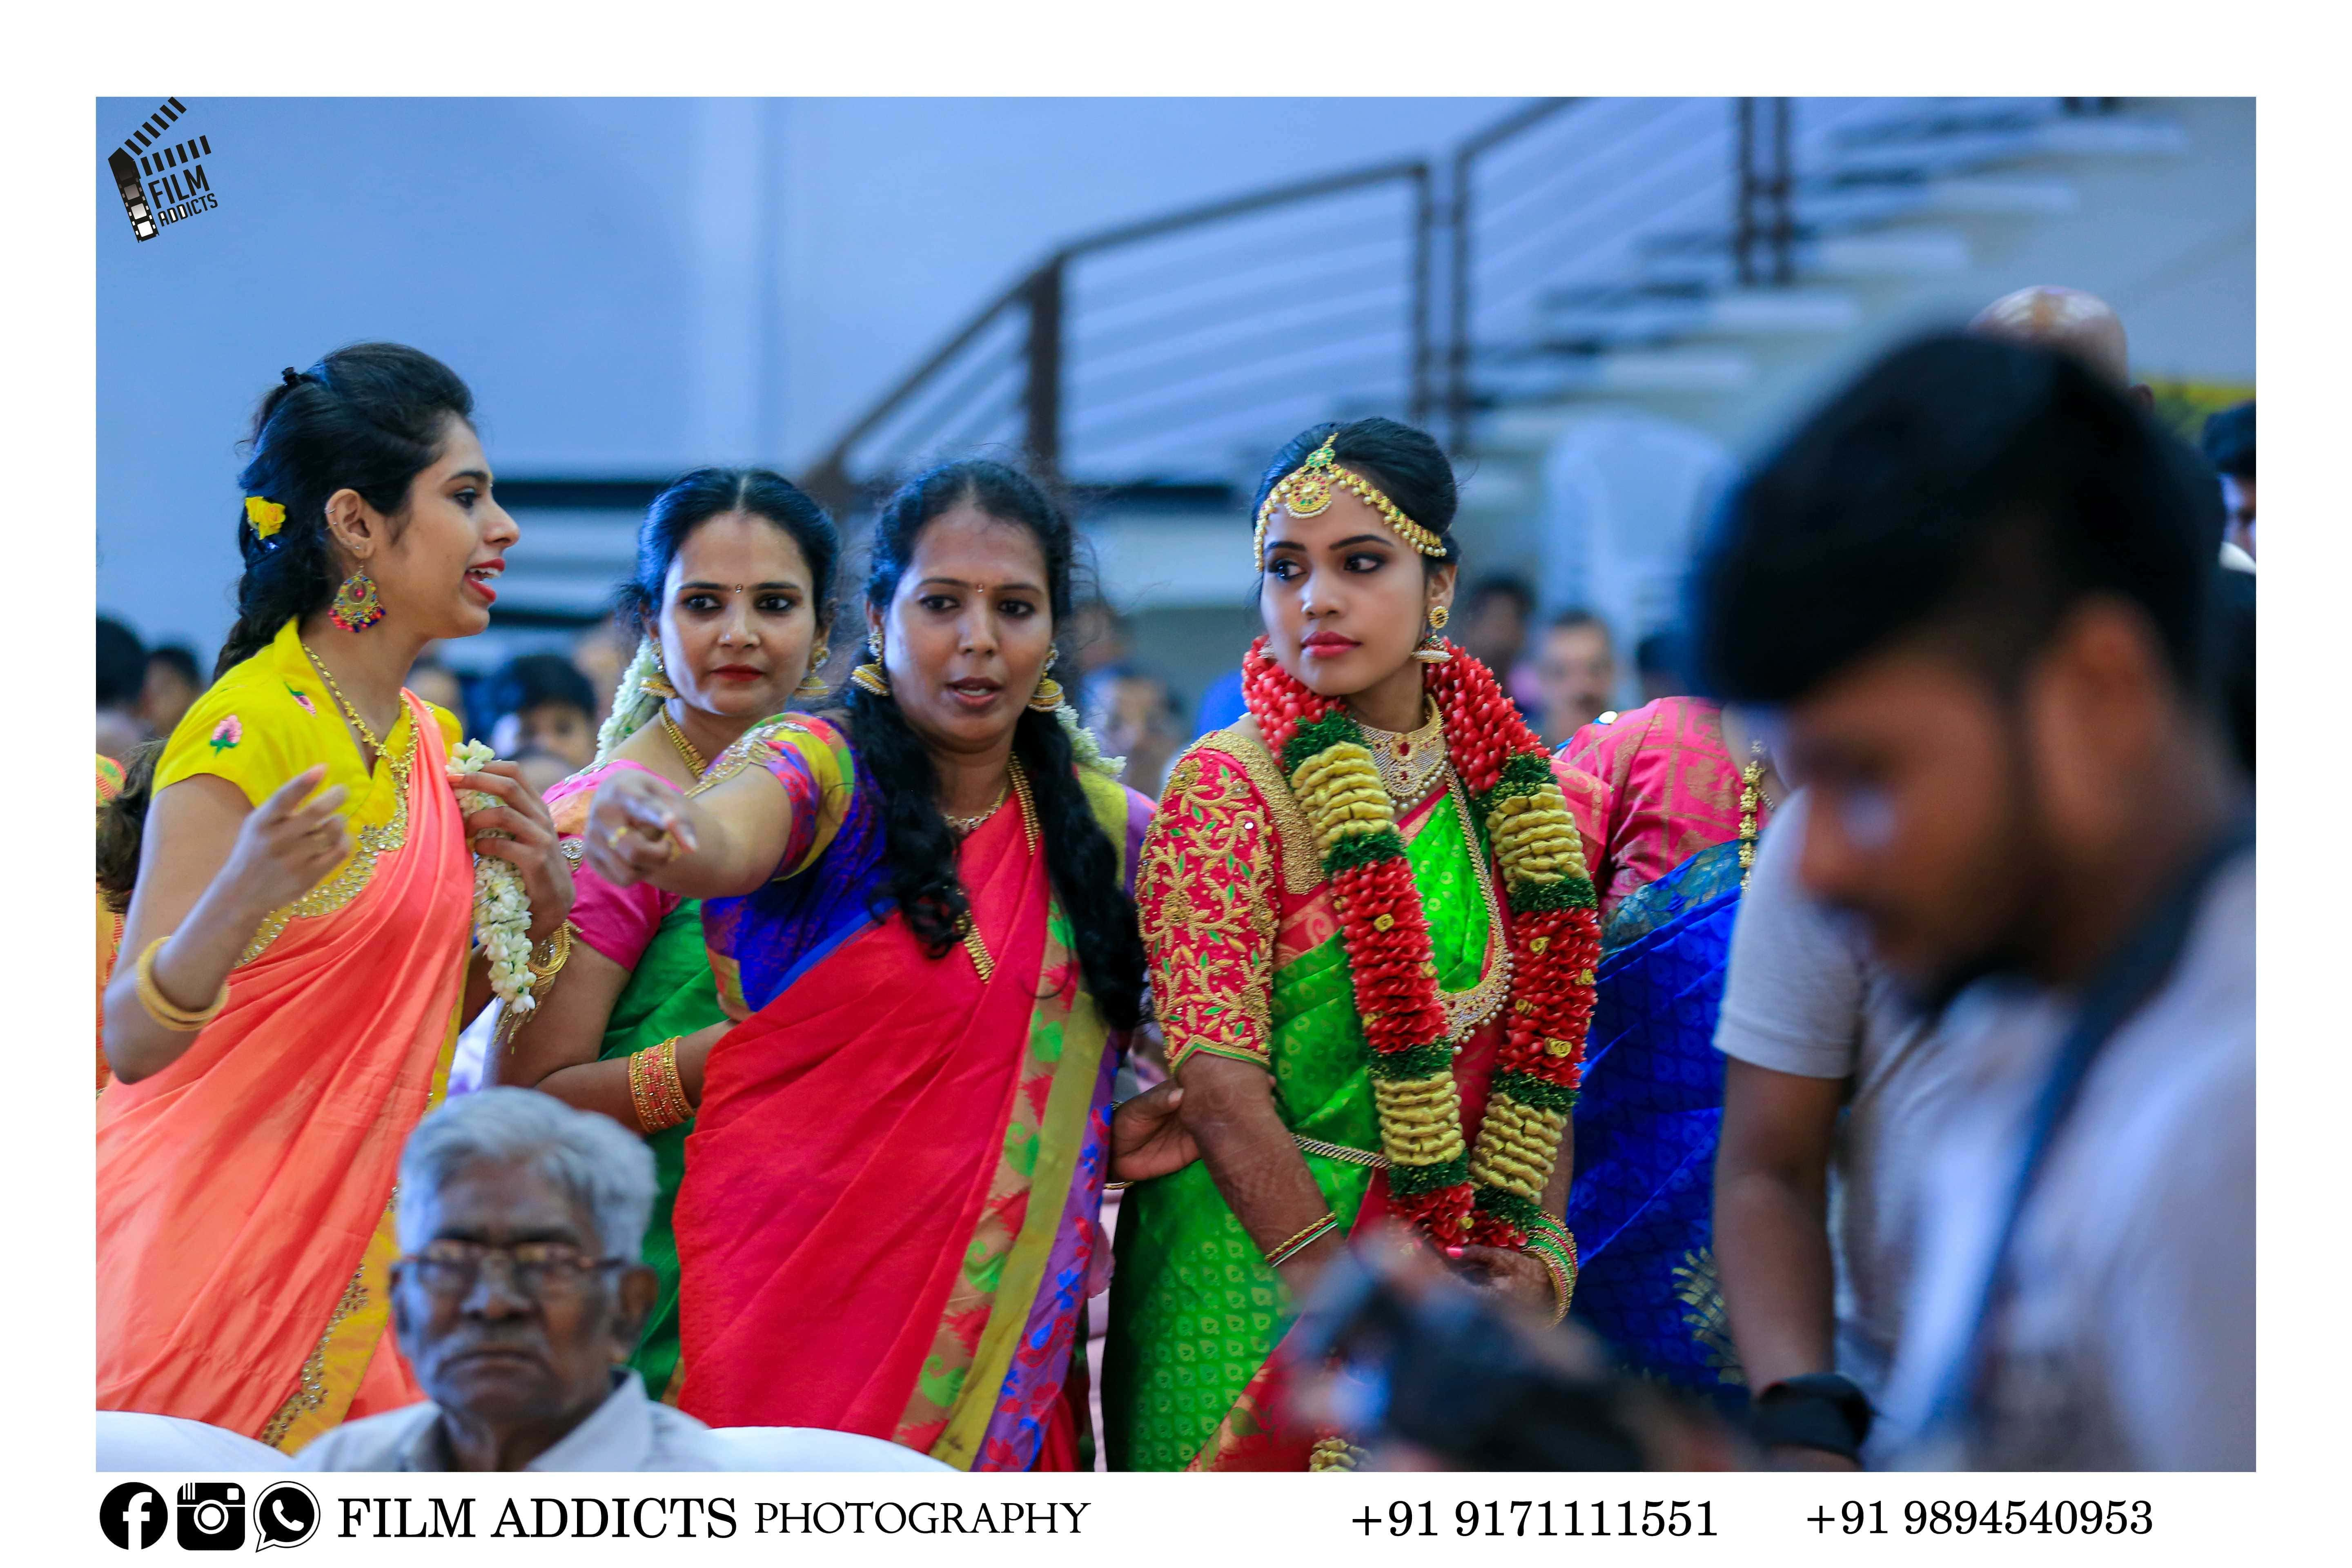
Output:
[294,1087,721,1471]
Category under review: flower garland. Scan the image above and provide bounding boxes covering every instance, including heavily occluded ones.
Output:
[1054,702,1127,782]
[448,738,537,1015]
[1241,636,1600,1250]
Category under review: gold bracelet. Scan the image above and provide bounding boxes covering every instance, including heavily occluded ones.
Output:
[497,922,580,1049]
[522,920,575,1009]
[134,936,227,1032]
[528,920,575,984]
[1264,1211,1339,1268]
[628,1036,694,1133]
[1523,1229,1579,1327]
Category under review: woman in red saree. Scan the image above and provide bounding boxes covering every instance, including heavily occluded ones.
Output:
[96,346,574,1451]
[585,460,1189,1470]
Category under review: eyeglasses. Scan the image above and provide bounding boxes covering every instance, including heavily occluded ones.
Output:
[396,1239,626,1298]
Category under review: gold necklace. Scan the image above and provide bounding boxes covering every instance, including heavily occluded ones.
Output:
[301,641,390,762]
[943,777,1011,837]
[954,758,1039,980]
[660,710,708,776]
[1738,740,1766,888]
[1438,766,1513,1046]
[1356,696,1448,806]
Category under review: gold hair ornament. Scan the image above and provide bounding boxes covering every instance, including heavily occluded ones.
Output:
[1253,436,1447,570]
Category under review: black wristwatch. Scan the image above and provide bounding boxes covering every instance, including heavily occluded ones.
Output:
[1750,1373,1874,1462]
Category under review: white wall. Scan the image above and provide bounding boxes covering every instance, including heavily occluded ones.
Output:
[97,96,1505,655]
[96,97,2251,660]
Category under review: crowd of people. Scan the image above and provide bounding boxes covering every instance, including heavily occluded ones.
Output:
[93,280,2254,1475]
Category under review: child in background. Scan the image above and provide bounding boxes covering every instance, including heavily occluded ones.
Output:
[481,652,598,771]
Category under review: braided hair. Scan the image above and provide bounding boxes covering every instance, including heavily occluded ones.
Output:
[847,460,1146,1029]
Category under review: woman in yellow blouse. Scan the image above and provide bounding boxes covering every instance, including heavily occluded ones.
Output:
[96,345,574,1452]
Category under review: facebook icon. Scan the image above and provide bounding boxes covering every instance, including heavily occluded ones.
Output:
[99,1482,168,1550]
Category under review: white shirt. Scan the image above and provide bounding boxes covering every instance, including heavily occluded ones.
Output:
[1714,795,1962,1439]
[1876,851,2255,1470]
[293,1370,723,1472]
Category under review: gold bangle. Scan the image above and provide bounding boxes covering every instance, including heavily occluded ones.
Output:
[657,1036,693,1125]
[1523,1230,1579,1326]
[133,936,227,1032]
[628,1036,693,1133]
[1264,1211,1339,1268]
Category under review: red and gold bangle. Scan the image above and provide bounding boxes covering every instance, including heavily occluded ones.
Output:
[627,1036,693,1133]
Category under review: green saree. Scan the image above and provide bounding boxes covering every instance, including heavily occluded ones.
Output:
[547,764,731,1403]
[595,898,730,1399]
[1104,730,1507,1471]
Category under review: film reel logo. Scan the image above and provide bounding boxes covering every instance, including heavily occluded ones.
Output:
[107,98,219,243]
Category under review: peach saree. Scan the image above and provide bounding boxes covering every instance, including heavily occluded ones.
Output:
[97,675,472,1452]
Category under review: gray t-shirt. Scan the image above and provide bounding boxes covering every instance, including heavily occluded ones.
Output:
[1875,850,2255,1470]
[1714,793,1959,1419]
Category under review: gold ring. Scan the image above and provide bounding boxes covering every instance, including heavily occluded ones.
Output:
[604,824,630,850]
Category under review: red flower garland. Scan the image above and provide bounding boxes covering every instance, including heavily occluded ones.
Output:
[1244,637,1601,1250]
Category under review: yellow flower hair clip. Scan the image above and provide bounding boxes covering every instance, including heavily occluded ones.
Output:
[245,495,286,541]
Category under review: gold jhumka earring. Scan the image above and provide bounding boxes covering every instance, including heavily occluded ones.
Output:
[1413,603,1453,664]
[850,632,890,697]
[1028,644,1066,713]
[795,641,831,700]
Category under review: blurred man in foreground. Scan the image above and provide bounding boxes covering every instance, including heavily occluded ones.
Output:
[296,1089,720,1470]
[1692,333,2252,1470]
[1533,608,1619,743]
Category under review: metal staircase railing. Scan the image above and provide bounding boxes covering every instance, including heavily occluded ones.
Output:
[802,96,2114,510]
[800,158,1434,510]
